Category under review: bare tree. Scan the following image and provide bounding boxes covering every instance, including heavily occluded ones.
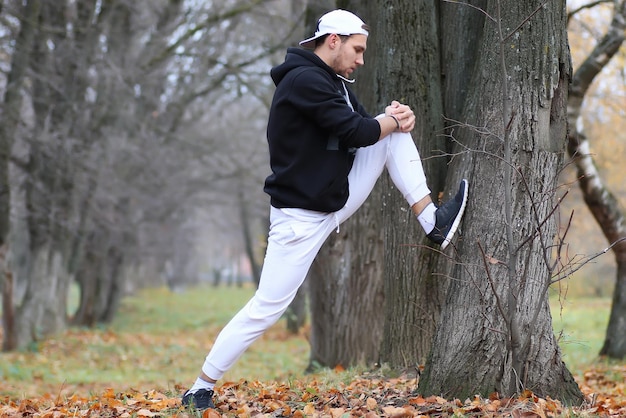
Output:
[0,0,42,352]
[308,0,451,371]
[0,0,295,350]
[377,0,449,368]
[306,0,387,370]
[566,0,626,358]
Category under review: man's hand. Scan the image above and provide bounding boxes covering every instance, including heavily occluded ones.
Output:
[385,100,416,133]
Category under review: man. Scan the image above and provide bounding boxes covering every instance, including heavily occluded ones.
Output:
[182,9,468,410]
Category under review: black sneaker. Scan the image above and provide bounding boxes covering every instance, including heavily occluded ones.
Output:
[181,388,215,411]
[426,179,469,250]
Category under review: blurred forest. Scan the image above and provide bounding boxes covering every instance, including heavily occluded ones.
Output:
[0,0,623,351]
[0,0,302,349]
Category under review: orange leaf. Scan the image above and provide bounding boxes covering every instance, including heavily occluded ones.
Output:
[408,396,426,405]
[366,397,378,409]
[381,406,413,417]
[102,388,116,399]
[202,408,221,418]
[330,407,346,417]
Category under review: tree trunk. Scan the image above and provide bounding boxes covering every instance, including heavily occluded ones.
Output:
[11,247,69,346]
[8,0,95,347]
[72,198,130,326]
[566,0,626,359]
[308,200,385,369]
[307,0,387,370]
[72,236,124,326]
[602,261,626,357]
[376,0,449,369]
[285,285,307,334]
[72,235,101,326]
[0,0,42,351]
[419,0,583,403]
[238,186,263,285]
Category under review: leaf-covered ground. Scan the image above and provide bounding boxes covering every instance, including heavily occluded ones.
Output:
[1,288,624,416]
[1,364,625,417]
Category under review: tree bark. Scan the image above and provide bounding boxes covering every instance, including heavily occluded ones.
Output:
[376,0,449,369]
[307,0,387,370]
[0,0,42,351]
[566,0,626,359]
[6,0,100,347]
[419,0,583,403]
[308,199,385,369]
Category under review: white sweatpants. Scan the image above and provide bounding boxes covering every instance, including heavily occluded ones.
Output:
[201,131,431,380]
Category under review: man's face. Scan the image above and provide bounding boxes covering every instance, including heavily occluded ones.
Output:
[331,34,367,78]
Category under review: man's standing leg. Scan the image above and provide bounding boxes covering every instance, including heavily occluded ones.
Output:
[182,206,339,409]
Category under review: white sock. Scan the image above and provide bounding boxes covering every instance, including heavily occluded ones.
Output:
[417,203,437,234]
[188,377,216,394]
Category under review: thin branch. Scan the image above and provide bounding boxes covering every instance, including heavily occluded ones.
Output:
[441,0,496,22]
[551,238,626,284]
[477,241,510,324]
[515,190,569,253]
[502,1,550,43]
[568,0,614,23]
[550,209,575,274]
[144,0,275,70]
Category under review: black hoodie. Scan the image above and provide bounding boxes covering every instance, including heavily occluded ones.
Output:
[263,48,381,213]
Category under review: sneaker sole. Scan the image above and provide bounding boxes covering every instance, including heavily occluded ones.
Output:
[441,179,469,250]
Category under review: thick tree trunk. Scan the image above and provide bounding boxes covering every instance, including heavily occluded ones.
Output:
[377,0,448,368]
[420,0,583,403]
[7,0,89,347]
[308,200,385,369]
[566,0,626,359]
[307,0,388,370]
[72,241,101,327]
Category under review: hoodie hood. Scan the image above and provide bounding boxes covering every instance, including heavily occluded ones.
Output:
[270,48,336,86]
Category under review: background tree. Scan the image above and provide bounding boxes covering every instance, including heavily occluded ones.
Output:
[566,0,626,359]
[377,0,449,368]
[0,0,41,351]
[307,0,387,370]
[309,0,451,372]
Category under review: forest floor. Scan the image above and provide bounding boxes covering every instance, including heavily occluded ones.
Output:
[0,285,625,417]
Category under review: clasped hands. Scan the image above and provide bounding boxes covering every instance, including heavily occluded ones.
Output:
[385,100,415,133]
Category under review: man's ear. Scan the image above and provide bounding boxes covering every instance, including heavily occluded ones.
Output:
[327,33,340,49]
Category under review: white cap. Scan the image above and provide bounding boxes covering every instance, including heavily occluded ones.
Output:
[299,9,368,49]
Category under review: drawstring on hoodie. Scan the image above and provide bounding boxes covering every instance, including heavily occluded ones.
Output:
[340,80,354,111]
